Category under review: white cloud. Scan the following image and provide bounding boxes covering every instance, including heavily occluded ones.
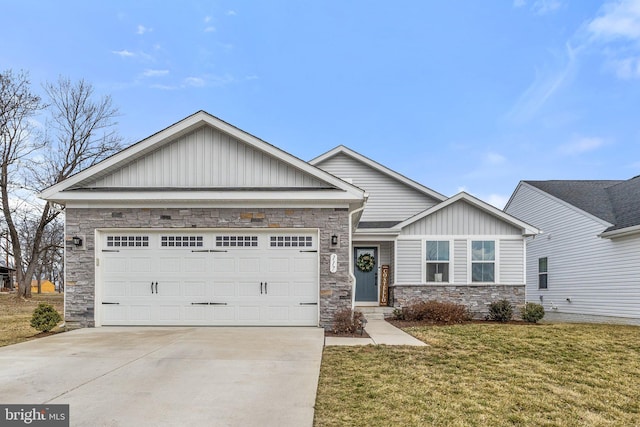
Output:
[184,77,206,87]
[610,56,640,79]
[142,69,169,77]
[226,10,237,16]
[587,0,640,41]
[137,25,152,35]
[204,26,216,33]
[456,186,467,193]
[485,194,510,209]
[558,136,606,155]
[486,152,507,165]
[204,16,212,23]
[112,49,135,58]
[513,0,526,7]
[532,0,563,15]
[506,42,577,123]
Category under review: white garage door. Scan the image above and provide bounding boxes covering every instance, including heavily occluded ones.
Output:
[97,230,319,326]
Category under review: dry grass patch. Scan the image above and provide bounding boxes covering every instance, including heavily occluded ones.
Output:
[0,293,64,347]
[315,323,640,426]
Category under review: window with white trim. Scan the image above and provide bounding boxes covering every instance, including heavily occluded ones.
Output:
[538,257,548,289]
[269,236,313,248]
[161,236,204,247]
[426,241,449,282]
[215,236,258,247]
[106,236,149,247]
[471,240,495,282]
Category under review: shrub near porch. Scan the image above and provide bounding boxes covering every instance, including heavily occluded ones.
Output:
[314,323,640,426]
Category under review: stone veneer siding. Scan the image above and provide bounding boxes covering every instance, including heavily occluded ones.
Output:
[390,284,525,319]
[65,207,351,328]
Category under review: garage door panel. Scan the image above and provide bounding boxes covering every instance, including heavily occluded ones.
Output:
[158,257,181,273]
[266,306,289,321]
[184,257,207,273]
[130,281,153,297]
[212,306,236,321]
[265,281,289,297]
[129,257,153,273]
[158,305,181,321]
[213,281,236,297]
[157,281,181,297]
[267,257,290,273]
[184,306,208,321]
[238,306,261,321]
[212,257,236,273]
[293,281,316,297]
[293,257,316,273]
[103,257,128,272]
[102,305,128,322]
[103,281,126,297]
[183,281,207,297]
[238,281,259,297]
[238,257,261,273]
[129,305,152,321]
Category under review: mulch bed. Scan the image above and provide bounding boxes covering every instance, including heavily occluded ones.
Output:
[324,329,371,338]
[386,318,534,328]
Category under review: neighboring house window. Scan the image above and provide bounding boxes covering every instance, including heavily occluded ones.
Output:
[471,241,495,282]
[426,241,449,282]
[538,257,548,289]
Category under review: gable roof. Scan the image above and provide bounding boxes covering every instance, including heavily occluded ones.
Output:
[40,111,365,204]
[518,178,640,237]
[395,192,540,236]
[309,145,447,202]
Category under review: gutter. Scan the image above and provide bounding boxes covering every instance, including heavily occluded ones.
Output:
[349,196,368,311]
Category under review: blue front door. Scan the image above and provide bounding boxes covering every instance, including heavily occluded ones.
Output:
[354,247,378,302]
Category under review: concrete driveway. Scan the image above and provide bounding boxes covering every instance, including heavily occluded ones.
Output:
[0,327,324,427]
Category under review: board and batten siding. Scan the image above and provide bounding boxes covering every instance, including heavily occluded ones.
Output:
[78,125,329,189]
[505,183,640,319]
[453,239,467,283]
[401,200,521,236]
[395,239,423,283]
[314,153,440,222]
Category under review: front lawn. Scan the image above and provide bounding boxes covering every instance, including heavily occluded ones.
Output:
[0,292,64,347]
[315,323,640,426]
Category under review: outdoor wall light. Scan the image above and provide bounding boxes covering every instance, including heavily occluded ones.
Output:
[331,235,338,245]
[72,236,83,247]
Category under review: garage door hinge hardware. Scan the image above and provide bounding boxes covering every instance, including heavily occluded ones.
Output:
[102,249,120,253]
[191,302,228,305]
[299,302,318,305]
[299,250,317,253]
[102,302,120,305]
[191,249,228,253]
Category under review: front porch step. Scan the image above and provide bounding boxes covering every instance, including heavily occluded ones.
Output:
[356,306,395,320]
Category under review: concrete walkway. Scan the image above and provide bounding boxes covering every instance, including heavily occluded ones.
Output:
[325,319,427,346]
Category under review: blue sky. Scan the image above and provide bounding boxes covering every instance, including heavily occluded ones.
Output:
[2,0,640,207]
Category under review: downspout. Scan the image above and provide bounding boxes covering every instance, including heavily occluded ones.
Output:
[349,195,368,310]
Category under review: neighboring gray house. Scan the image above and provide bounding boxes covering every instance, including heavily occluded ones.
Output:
[41,111,537,329]
[505,178,640,325]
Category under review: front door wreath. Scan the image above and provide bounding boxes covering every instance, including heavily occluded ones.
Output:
[356,253,375,272]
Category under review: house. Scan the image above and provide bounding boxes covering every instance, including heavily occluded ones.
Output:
[40,111,537,329]
[505,179,640,325]
[31,279,56,293]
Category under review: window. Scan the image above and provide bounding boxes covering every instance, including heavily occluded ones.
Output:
[471,241,495,282]
[426,241,449,282]
[107,236,149,247]
[215,236,258,247]
[538,257,548,289]
[269,236,313,248]
[161,236,203,247]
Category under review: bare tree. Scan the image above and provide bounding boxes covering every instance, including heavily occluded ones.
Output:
[0,71,122,298]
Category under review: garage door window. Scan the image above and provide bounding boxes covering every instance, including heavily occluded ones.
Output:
[107,236,149,247]
[215,236,258,247]
[269,236,313,248]
[161,236,204,247]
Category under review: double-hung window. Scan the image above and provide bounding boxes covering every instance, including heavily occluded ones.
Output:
[538,257,548,289]
[471,241,495,282]
[426,241,449,282]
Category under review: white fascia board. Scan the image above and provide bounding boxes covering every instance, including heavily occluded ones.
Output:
[310,145,447,202]
[599,224,640,239]
[394,191,541,236]
[49,189,363,204]
[40,111,365,201]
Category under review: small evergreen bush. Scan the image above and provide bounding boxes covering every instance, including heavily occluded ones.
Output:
[521,302,545,323]
[30,302,62,332]
[487,299,513,322]
[332,308,365,334]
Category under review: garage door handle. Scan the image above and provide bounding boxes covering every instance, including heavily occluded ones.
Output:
[155,282,158,294]
[265,282,268,294]
[151,282,154,294]
[299,302,317,305]
[260,282,263,294]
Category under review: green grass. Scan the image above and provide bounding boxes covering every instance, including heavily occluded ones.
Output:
[0,292,64,347]
[315,323,640,426]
